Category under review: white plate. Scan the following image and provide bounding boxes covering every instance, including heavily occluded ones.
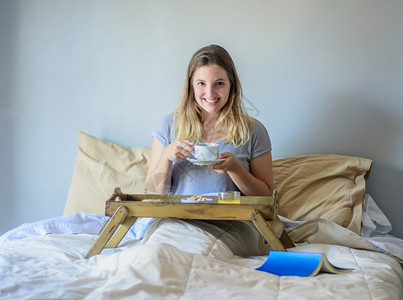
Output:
[186,157,225,165]
[181,197,213,204]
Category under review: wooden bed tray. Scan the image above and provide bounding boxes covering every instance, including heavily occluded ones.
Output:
[86,188,295,258]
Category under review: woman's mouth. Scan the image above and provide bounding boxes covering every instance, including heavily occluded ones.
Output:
[204,98,219,104]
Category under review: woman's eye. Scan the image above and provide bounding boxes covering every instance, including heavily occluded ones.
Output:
[197,82,205,86]
[216,82,225,86]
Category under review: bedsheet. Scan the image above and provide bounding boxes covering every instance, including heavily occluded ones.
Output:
[0,214,402,299]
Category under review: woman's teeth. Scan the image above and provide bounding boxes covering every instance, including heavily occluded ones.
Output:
[205,98,218,103]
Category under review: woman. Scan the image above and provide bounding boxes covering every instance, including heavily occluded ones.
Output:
[146,45,273,197]
[145,45,273,256]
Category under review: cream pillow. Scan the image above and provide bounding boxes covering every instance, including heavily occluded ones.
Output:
[273,154,372,234]
[64,133,371,235]
[63,131,151,215]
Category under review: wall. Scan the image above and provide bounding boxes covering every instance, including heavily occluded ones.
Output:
[1,0,402,238]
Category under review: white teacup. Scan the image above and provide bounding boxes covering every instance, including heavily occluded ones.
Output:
[194,143,219,161]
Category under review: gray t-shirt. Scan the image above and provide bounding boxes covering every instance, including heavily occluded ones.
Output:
[152,114,272,195]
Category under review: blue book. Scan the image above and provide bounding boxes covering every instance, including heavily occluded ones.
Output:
[256,251,352,277]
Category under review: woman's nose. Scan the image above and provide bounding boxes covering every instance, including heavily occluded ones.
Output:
[206,85,215,97]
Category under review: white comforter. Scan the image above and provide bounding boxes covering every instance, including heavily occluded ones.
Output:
[0,212,402,300]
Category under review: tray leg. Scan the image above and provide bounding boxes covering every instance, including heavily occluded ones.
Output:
[105,216,137,248]
[86,206,128,258]
[279,228,296,249]
[249,209,289,251]
[266,214,295,249]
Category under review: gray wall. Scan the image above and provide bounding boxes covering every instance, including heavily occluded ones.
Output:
[1,0,402,238]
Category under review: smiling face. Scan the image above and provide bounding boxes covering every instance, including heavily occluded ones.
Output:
[192,64,231,118]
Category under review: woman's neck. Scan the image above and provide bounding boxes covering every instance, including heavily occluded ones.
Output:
[201,115,225,143]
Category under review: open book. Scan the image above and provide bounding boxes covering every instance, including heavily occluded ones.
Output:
[256,251,353,277]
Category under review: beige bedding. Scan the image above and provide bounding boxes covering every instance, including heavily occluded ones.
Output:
[4,132,398,298]
[0,214,401,299]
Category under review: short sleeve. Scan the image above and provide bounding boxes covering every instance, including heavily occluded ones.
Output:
[250,119,272,159]
[151,114,174,147]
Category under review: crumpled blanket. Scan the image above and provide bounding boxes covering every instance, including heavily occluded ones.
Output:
[0,216,402,300]
[1,195,401,263]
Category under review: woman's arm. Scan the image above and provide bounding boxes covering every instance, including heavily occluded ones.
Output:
[146,138,172,194]
[207,151,274,196]
[146,138,194,194]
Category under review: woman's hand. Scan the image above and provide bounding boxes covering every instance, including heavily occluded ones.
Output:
[205,152,241,174]
[163,140,194,161]
[205,151,274,196]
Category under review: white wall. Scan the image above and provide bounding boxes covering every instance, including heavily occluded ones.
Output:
[1,0,403,238]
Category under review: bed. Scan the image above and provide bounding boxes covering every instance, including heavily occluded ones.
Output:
[0,131,402,299]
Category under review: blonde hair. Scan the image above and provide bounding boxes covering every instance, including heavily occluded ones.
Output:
[173,45,253,146]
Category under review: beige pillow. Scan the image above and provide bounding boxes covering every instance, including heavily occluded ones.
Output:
[63,131,151,215]
[64,133,371,235]
[273,154,372,234]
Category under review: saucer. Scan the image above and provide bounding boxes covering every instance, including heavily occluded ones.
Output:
[186,157,225,166]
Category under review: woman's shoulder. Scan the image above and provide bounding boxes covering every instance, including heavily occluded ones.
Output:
[153,113,175,133]
[249,117,267,132]
[152,113,176,145]
[249,117,270,145]
[247,117,271,153]
[154,113,175,128]
[160,113,175,123]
